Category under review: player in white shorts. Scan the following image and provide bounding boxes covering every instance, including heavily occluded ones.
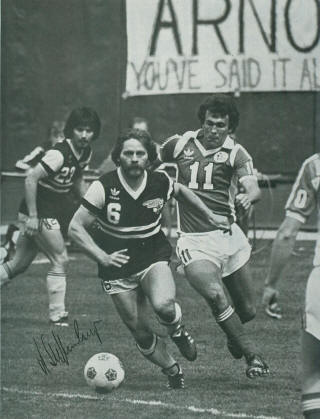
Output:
[161,94,269,378]
[262,153,320,418]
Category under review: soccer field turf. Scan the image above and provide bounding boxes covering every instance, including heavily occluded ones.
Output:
[1,240,313,418]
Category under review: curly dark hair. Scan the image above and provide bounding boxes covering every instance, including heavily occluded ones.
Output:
[197,94,239,133]
[111,129,158,165]
[64,107,101,141]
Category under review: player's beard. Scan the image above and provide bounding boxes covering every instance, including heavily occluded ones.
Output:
[125,165,144,178]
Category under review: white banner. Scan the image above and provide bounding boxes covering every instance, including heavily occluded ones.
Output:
[125,0,320,96]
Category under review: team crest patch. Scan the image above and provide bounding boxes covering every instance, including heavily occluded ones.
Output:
[213,151,228,163]
[142,198,164,214]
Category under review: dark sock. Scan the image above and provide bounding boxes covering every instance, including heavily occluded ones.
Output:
[216,306,256,360]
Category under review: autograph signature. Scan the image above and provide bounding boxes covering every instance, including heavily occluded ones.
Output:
[33,319,103,375]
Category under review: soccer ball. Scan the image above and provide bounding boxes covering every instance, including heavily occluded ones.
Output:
[84,352,125,393]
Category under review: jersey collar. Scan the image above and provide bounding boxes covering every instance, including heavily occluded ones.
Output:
[66,138,84,161]
[194,133,235,157]
[117,167,147,200]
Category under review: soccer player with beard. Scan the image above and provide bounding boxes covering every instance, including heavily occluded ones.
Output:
[0,107,101,326]
[262,154,320,418]
[68,128,228,389]
[160,94,269,379]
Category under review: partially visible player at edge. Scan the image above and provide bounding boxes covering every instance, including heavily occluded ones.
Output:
[0,107,101,326]
[262,154,320,418]
[69,128,227,389]
[160,94,269,378]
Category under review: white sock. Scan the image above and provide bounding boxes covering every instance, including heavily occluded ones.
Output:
[46,271,67,321]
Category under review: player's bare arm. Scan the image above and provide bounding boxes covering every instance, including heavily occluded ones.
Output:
[172,182,230,230]
[262,216,302,306]
[72,174,89,198]
[24,163,49,236]
[68,206,129,268]
[236,176,261,210]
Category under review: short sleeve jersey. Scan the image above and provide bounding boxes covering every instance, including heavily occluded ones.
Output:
[285,153,320,224]
[81,168,174,279]
[285,153,320,266]
[19,138,92,225]
[39,139,92,193]
[160,130,255,233]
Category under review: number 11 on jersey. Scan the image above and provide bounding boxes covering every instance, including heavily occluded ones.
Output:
[188,161,214,190]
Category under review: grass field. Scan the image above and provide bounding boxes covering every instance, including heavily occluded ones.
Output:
[1,238,314,419]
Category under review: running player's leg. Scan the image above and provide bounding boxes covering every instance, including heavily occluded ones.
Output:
[34,220,68,323]
[223,262,256,324]
[302,267,320,418]
[111,288,184,388]
[185,260,268,377]
[141,261,197,361]
[0,233,38,286]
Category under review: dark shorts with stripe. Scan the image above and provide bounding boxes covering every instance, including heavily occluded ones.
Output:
[91,228,172,281]
[19,186,80,237]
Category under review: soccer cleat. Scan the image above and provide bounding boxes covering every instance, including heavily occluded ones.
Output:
[50,314,69,327]
[171,325,197,361]
[246,354,270,379]
[227,338,243,359]
[162,363,185,389]
[265,302,282,320]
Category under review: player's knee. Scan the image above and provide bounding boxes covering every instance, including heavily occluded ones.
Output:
[6,258,30,277]
[153,298,176,323]
[51,252,68,271]
[207,282,226,306]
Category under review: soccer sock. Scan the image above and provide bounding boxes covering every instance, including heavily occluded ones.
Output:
[46,270,67,321]
[157,302,182,336]
[136,333,177,370]
[216,305,256,360]
[0,263,12,286]
[302,393,320,419]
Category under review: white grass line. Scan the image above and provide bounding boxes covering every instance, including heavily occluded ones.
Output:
[2,387,281,419]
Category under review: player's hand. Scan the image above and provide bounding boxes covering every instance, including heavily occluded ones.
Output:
[100,249,130,268]
[235,193,252,211]
[262,285,278,306]
[25,216,40,236]
[208,213,231,231]
[262,285,282,319]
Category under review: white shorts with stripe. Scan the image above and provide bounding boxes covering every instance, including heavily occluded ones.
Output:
[176,223,251,277]
[101,261,169,295]
[304,266,320,341]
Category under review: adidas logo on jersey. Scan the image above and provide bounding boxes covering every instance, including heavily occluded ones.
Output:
[183,148,194,159]
[110,188,120,200]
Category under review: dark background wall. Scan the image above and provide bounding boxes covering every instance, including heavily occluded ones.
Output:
[1,0,319,226]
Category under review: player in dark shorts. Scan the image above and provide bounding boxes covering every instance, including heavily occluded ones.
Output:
[0,107,101,326]
[68,128,227,389]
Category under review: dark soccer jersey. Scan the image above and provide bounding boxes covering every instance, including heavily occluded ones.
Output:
[39,138,91,193]
[19,139,91,232]
[160,130,254,233]
[81,168,174,279]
